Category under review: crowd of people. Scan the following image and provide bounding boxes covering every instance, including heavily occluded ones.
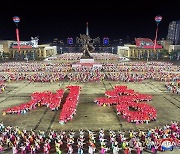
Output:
[0,61,179,83]
[116,102,156,124]
[3,89,64,115]
[67,72,105,82]
[0,56,179,153]
[105,71,179,82]
[102,63,179,72]
[0,81,6,94]
[0,121,179,153]
[0,72,67,83]
[165,81,180,94]
[0,62,71,72]
[46,53,120,61]
[3,85,81,126]
[47,53,83,61]
[72,66,102,72]
[90,53,119,60]
[95,85,156,124]
[103,62,179,83]
[59,85,81,125]
[27,72,67,83]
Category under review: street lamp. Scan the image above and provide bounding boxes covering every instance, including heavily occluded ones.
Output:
[147,50,149,62]
[112,47,114,54]
[60,47,62,54]
[154,15,162,60]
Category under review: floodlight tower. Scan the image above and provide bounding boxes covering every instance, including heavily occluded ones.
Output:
[13,16,21,52]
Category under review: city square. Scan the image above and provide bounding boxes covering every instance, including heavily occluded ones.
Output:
[0,0,180,153]
[0,58,179,153]
[0,74,180,131]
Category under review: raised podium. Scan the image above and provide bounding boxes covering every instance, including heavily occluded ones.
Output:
[72,58,102,68]
[72,33,102,68]
[80,58,94,63]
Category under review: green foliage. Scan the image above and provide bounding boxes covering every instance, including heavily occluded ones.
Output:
[160,49,169,56]
[170,50,180,56]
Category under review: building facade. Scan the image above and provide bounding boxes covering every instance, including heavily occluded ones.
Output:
[0,40,57,60]
[0,40,16,53]
[9,44,57,60]
[157,39,171,51]
[169,45,180,52]
[118,38,163,59]
[167,20,180,45]
[117,44,162,59]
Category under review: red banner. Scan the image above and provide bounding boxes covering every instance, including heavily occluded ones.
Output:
[12,46,32,49]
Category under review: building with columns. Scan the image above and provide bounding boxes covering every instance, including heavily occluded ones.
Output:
[0,40,16,53]
[117,45,162,59]
[0,38,57,60]
[9,44,57,60]
[117,38,163,59]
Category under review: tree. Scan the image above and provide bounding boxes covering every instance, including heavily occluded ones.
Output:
[170,50,180,60]
[3,52,10,60]
[0,50,3,60]
[159,49,169,59]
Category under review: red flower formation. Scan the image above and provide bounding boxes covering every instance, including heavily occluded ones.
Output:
[2,86,81,125]
[94,85,156,124]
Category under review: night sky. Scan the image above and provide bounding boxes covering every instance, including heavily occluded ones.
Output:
[0,0,179,44]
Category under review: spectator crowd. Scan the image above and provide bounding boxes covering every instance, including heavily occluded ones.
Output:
[0,121,179,153]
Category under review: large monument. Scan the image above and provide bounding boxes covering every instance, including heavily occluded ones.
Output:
[78,22,95,59]
[80,34,95,58]
[72,22,102,67]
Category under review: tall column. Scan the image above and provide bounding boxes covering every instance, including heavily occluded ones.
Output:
[128,49,131,58]
[12,50,15,58]
[43,49,46,58]
[86,22,89,36]
[132,49,135,58]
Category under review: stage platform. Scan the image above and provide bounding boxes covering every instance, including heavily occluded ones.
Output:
[80,58,94,63]
[72,58,102,68]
